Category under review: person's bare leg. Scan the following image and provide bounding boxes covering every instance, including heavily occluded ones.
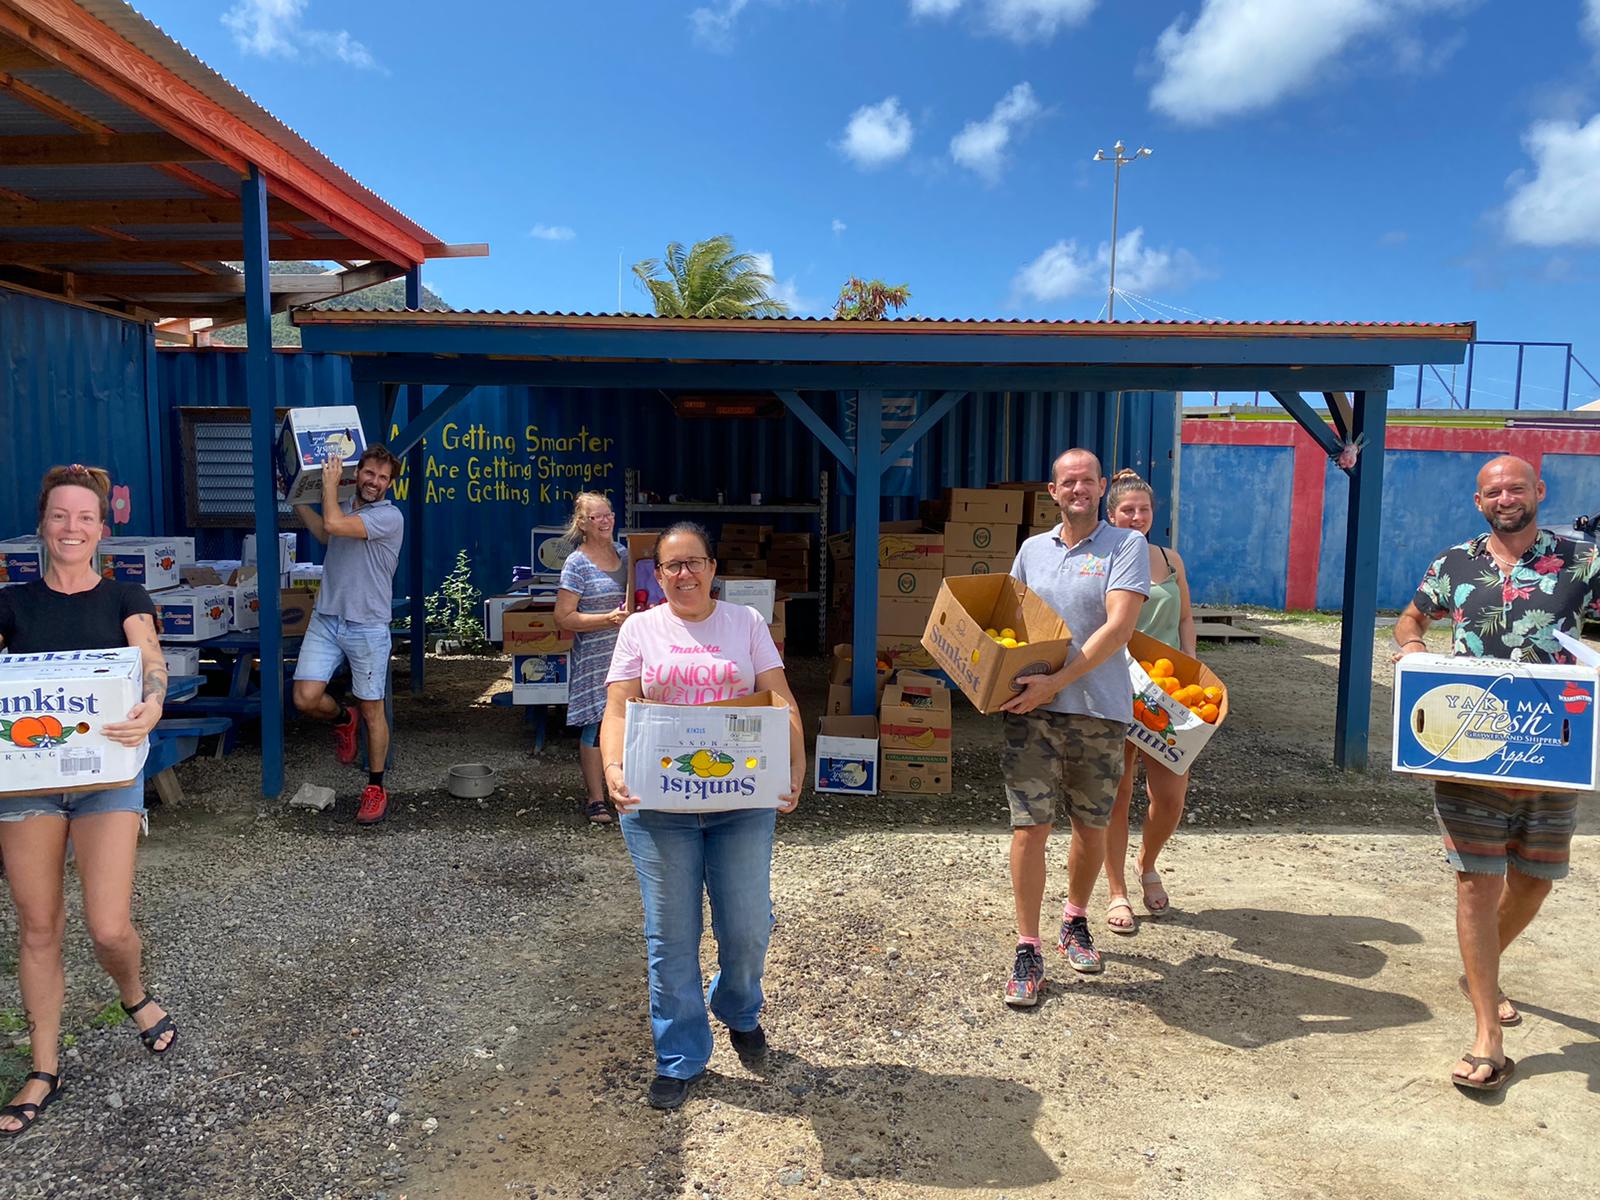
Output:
[1065,818,1108,912]
[71,812,173,1051]
[578,742,612,822]
[1010,824,1052,940]
[1136,756,1190,912]
[293,678,339,720]
[358,699,388,772]
[0,816,68,1131]
[1103,744,1138,930]
[1453,871,1505,1084]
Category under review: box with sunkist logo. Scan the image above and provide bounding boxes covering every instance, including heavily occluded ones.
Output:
[511,653,569,705]
[226,568,261,633]
[0,647,148,797]
[275,406,366,505]
[623,691,791,811]
[1392,649,1599,791]
[98,537,182,590]
[0,536,44,583]
[153,586,231,643]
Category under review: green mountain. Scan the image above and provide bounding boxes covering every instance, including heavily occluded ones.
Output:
[209,261,450,347]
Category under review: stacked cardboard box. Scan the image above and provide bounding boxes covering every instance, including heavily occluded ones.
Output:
[925,488,1021,578]
[827,522,945,668]
[991,481,1059,551]
[719,523,770,580]
[879,674,953,793]
[768,530,813,593]
[825,643,890,716]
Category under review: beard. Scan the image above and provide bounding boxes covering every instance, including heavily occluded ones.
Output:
[1483,505,1535,534]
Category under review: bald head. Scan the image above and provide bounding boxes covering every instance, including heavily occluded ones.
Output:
[1474,454,1544,537]
[1051,448,1103,484]
[1476,455,1537,492]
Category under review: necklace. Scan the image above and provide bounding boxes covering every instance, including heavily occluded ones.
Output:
[1486,542,1524,575]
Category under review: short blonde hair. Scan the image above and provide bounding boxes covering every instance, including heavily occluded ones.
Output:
[564,491,614,544]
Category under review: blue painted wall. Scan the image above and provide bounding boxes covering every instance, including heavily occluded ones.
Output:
[1542,451,1600,528]
[1177,443,1294,607]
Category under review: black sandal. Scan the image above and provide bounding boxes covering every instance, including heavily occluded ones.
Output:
[122,994,179,1055]
[0,1070,62,1137]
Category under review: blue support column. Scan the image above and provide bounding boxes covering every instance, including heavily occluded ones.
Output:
[851,390,882,714]
[242,166,283,799]
[405,267,426,695]
[1333,389,1388,770]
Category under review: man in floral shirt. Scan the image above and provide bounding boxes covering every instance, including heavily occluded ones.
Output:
[1393,455,1600,1094]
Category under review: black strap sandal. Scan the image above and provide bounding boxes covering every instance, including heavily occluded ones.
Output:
[122,994,179,1055]
[0,1070,62,1137]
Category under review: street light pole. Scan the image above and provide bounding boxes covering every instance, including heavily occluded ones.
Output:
[1092,139,1152,320]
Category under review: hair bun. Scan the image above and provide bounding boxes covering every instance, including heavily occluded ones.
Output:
[1110,467,1143,482]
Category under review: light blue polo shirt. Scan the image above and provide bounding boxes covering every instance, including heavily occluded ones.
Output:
[1010,520,1150,722]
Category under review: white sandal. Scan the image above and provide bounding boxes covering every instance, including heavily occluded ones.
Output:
[1106,897,1137,935]
[1140,870,1171,917]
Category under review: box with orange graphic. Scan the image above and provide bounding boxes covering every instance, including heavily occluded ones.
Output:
[1125,631,1230,774]
[623,690,792,811]
[0,648,148,798]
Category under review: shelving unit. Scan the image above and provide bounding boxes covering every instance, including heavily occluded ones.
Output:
[625,467,830,649]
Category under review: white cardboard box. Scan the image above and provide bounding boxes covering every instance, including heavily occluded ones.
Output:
[1392,647,1599,791]
[1125,632,1230,775]
[98,537,182,591]
[715,578,777,623]
[243,532,296,568]
[227,569,261,632]
[511,652,570,704]
[289,563,324,594]
[153,586,231,642]
[623,690,792,811]
[0,647,149,796]
[162,646,200,675]
[275,406,366,504]
[0,536,44,584]
[814,715,879,795]
[530,526,577,577]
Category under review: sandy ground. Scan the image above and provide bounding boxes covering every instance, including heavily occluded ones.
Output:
[1,613,1596,1200]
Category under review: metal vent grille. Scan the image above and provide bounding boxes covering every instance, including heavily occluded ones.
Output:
[180,407,296,529]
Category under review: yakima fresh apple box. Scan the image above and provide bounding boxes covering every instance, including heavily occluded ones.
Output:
[1392,646,1598,791]
[275,406,366,504]
[623,691,791,812]
[0,648,148,797]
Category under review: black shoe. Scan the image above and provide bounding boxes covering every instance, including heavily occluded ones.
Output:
[647,1073,699,1110]
[729,1025,768,1068]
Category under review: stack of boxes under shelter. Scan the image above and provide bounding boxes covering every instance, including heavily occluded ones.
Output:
[879,672,953,793]
[826,523,944,673]
[924,488,1023,578]
[988,482,1060,549]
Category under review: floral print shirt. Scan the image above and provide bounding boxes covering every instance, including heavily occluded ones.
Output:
[1413,529,1600,663]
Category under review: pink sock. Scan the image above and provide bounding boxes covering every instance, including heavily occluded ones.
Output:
[1062,902,1087,920]
[1017,935,1043,949]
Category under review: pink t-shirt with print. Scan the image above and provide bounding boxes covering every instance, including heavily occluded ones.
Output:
[606,601,783,704]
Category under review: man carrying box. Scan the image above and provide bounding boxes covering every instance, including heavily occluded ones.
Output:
[1393,454,1600,1092]
[292,447,404,826]
[998,448,1149,1006]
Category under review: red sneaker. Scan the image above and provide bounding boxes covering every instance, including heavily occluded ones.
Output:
[356,784,389,825]
[332,707,359,765]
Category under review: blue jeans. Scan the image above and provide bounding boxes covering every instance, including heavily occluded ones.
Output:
[620,806,776,1080]
[294,611,392,701]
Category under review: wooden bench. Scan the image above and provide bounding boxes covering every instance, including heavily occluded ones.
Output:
[147,716,233,806]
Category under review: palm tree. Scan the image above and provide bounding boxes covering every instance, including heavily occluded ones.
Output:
[631,234,790,317]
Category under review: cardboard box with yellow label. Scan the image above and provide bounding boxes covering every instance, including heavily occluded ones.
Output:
[920,575,1073,714]
[623,690,792,811]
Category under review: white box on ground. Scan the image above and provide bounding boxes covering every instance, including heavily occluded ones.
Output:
[511,653,570,704]
[153,586,231,642]
[814,715,879,795]
[162,646,200,675]
[623,691,791,811]
[98,537,182,591]
[0,648,149,797]
[243,532,296,567]
[715,579,777,623]
[1392,647,1599,791]
[275,406,366,504]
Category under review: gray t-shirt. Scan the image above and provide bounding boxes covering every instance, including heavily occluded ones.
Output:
[316,498,403,626]
[1010,520,1150,722]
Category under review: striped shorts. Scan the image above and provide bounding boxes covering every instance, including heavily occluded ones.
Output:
[1433,779,1579,881]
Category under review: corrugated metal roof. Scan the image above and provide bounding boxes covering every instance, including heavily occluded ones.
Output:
[12,69,164,134]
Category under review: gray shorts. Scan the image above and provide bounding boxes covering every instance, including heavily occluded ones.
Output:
[1002,712,1126,830]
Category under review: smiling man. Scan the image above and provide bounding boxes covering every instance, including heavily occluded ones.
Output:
[292,445,405,826]
[1393,454,1600,1094]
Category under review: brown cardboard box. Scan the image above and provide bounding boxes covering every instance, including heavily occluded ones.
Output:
[880,751,952,793]
[721,523,773,542]
[502,602,574,655]
[280,589,314,637]
[767,547,811,572]
[879,681,952,752]
[827,643,889,715]
[877,633,936,671]
[719,538,764,559]
[920,575,1073,714]
[836,521,943,570]
[941,487,1022,524]
[877,567,943,601]
[943,522,1019,558]
[721,557,767,577]
[770,532,812,550]
[991,482,1059,528]
[878,596,936,636]
[768,599,787,644]
[943,553,1009,577]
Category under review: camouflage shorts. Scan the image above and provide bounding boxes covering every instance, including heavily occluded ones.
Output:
[1001,711,1126,830]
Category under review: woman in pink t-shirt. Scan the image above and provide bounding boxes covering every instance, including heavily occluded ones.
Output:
[600,523,804,1111]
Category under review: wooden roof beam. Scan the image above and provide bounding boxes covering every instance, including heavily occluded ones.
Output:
[0,37,51,71]
[0,131,209,165]
[0,237,370,264]
[0,197,311,226]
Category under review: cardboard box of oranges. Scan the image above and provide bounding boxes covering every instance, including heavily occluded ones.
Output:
[1126,630,1229,772]
[919,575,1073,714]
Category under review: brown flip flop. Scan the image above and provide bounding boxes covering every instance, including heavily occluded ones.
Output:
[1458,974,1522,1027]
[1452,1051,1515,1092]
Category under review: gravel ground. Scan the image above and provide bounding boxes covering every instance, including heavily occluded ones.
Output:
[1,613,1596,1199]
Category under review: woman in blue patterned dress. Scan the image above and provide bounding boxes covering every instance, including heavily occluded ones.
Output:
[554,492,628,824]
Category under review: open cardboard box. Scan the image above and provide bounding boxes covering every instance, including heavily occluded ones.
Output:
[1125,630,1230,773]
[920,575,1073,714]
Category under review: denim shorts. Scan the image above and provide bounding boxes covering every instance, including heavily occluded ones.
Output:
[579,721,601,748]
[0,775,146,823]
[293,611,392,701]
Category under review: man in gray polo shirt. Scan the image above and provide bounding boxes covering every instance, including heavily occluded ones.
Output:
[999,448,1149,1007]
[293,445,404,826]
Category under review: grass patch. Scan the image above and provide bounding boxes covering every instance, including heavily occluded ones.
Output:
[0,1009,25,1036]
[89,998,126,1029]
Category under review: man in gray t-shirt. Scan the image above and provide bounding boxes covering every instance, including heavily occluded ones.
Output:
[292,445,405,825]
[999,448,1149,1008]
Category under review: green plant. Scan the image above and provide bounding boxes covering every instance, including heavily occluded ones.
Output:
[0,1009,25,1035]
[633,235,790,317]
[834,277,911,320]
[424,549,490,652]
[89,998,126,1029]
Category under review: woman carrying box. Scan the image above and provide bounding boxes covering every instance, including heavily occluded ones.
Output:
[553,492,628,825]
[600,522,804,1111]
[0,466,177,1137]
[1102,468,1195,932]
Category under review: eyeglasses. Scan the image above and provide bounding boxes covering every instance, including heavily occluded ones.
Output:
[658,557,711,576]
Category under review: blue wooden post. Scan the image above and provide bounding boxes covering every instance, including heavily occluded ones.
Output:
[404,267,426,695]
[1333,389,1387,769]
[851,390,882,714]
[241,166,283,799]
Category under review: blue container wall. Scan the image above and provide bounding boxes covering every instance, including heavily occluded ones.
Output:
[0,286,165,539]
[1178,444,1294,606]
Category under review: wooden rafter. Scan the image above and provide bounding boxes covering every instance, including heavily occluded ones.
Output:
[0,238,371,263]
[0,197,310,226]
[0,131,208,164]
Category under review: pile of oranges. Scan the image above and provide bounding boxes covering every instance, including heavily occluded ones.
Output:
[1137,656,1222,724]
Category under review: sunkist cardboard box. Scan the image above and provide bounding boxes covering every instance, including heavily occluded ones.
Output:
[512,652,570,705]
[920,574,1074,714]
[98,537,182,591]
[814,715,879,795]
[275,406,366,505]
[1391,635,1598,791]
[0,648,149,797]
[0,536,44,583]
[623,690,792,811]
[153,585,231,642]
[1125,630,1230,773]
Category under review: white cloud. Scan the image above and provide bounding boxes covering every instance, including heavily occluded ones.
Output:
[983,0,1095,42]
[1585,0,1600,48]
[529,224,576,242]
[1149,0,1463,125]
[910,0,964,16]
[222,0,377,68]
[831,218,847,234]
[1013,227,1203,304]
[690,0,751,50]
[1504,113,1600,247]
[950,82,1041,183]
[836,97,914,169]
[751,251,817,314]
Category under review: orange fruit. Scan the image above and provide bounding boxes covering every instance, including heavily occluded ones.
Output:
[1199,703,1219,724]
[1138,660,1154,674]
[1175,685,1202,706]
[1152,657,1175,679]
[1203,686,1224,704]
[1159,677,1180,696]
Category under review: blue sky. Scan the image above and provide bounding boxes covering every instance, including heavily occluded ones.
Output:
[135,0,1600,407]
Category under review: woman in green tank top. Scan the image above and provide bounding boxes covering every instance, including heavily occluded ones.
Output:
[1102,469,1194,934]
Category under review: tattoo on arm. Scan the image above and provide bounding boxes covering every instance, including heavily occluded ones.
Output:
[143,666,168,703]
